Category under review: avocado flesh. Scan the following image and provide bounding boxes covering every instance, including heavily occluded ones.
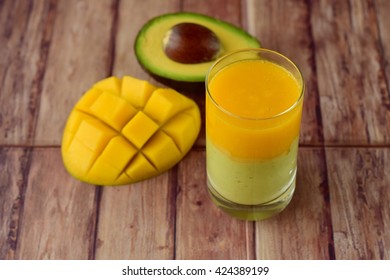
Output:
[134,12,260,87]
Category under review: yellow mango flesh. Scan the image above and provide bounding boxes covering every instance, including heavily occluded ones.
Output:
[62,76,201,185]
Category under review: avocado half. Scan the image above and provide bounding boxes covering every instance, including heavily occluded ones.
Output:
[134,12,261,93]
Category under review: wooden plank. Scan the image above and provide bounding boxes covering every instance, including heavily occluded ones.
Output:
[34,0,116,146]
[0,148,30,259]
[15,148,97,259]
[326,148,390,259]
[0,0,55,145]
[183,0,242,26]
[176,149,254,259]
[310,0,390,145]
[94,174,175,259]
[375,0,390,97]
[255,148,333,259]
[245,0,323,145]
[94,0,180,260]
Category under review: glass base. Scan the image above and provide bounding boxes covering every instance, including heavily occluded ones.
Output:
[207,177,296,221]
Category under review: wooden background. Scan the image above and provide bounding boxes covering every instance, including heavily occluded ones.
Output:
[1,0,389,260]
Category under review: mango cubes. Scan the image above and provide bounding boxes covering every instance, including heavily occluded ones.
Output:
[61,76,201,185]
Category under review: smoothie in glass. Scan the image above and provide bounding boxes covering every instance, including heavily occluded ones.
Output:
[206,49,304,220]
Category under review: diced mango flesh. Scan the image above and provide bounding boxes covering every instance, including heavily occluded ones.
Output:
[98,136,138,171]
[65,137,97,177]
[121,75,156,108]
[125,153,157,182]
[122,111,159,149]
[143,88,193,124]
[142,130,181,170]
[93,76,121,94]
[61,76,201,186]
[74,118,116,153]
[162,110,199,153]
[89,91,137,131]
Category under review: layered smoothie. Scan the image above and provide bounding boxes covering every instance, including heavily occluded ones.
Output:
[206,52,304,220]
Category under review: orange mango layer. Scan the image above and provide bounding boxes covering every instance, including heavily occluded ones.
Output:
[206,60,303,160]
[62,76,201,185]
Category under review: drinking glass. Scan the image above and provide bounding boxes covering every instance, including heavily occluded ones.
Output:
[206,48,304,220]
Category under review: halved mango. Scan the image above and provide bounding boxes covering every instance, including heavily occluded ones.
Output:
[62,76,201,185]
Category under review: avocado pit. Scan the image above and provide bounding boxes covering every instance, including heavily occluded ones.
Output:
[163,22,221,64]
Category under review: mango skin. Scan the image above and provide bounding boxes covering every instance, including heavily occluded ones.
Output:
[61,76,201,186]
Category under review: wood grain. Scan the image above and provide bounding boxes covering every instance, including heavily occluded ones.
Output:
[245,0,323,145]
[255,148,333,259]
[34,0,116,145]
[0,0,55,145]
[0,148,30,259]
[375,0,390,98]
[183,0,242,26]
[311,0,390,145]
[176,150,255,260]
[95,174,175,259]
[326,148,390,259]
[15,148,97,259]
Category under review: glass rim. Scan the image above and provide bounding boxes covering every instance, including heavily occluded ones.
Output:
[206,48,305,121]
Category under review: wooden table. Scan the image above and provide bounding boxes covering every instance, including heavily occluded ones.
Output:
[1,0,389,260]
